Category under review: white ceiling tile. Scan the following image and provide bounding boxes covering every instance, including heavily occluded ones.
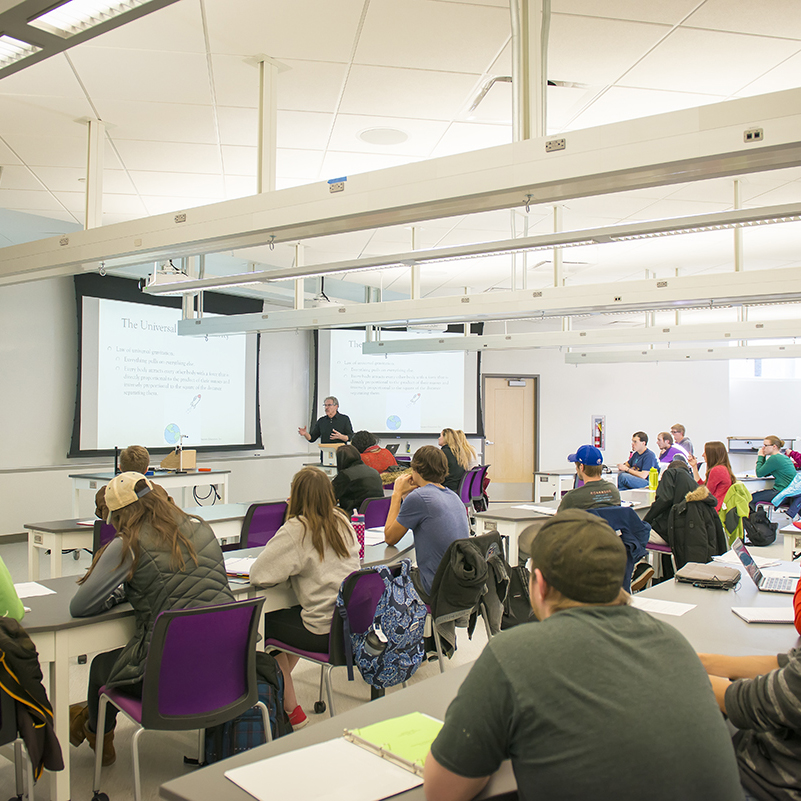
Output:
[0,166,45,191]
[205,0,366,61]
[0,140,23,166]
[0,54,87,98]
[276,149,325,180]
[734,51,801,98]
[277,60,350,113]
[128,171,225,198]
[564,85,724,130]
[320,151,417,180]
[78,0,208,52]
[740,182,801,207]
[277,110,334,150]
[685,0,801,40]
[68,48,213,104]
[552,1,702,25]
[0,96,96,138]
[102,170,138,195]
[224,175,257,199]
[27,166,85,193]
[624,197,732,221]
[548,15,671,85]
[465,78,512,124]
[621,28,801,95]
[0,189,69,212]
[328,114,449,156]
[544,84,600,131]
[1,135,87,169]
[102,212,142,225]
[489,40,512,75]
[52,191,89,213]
[94,100,218,144]
[429,122,511,157]
[340,65,481,120]
[221,145,256,176]
[209,55,261,109]
[355,0,510,73]
[217,106,259,147]
[113,140,223,173]
[102,194,149,215]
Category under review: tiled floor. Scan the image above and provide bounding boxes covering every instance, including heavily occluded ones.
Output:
[0,540,489,801]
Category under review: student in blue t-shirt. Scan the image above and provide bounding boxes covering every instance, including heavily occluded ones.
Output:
[617,431,659,490]
[384,445,469,601]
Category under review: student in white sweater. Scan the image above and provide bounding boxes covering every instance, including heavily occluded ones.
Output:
[250,467,360,728]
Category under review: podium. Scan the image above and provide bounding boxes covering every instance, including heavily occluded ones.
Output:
[319,443,343,467]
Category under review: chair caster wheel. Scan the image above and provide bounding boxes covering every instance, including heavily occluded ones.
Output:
[313,701,326,714]
[92,793,109,801]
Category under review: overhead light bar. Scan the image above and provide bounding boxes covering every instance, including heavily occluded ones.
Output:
[0,0,180,79]
[362,319,801,354]
[565,344,801,364]
[142,200,801,296]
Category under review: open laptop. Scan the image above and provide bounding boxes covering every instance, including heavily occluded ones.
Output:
[731,538,796,594]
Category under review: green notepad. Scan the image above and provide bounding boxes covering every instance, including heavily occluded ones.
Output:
[345,712,444,775]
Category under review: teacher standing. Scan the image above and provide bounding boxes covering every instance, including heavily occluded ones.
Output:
[298,396,354,445]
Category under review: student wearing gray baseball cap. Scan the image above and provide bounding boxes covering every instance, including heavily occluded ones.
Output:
[424,510,743,801]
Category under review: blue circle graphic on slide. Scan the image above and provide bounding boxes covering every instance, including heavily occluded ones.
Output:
[386,415,401,430]
[164,423,181,445]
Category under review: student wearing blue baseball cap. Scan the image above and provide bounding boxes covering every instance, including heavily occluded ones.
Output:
[558,445,621,512]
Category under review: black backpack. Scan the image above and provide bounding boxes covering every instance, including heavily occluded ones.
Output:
[743,508,778,547]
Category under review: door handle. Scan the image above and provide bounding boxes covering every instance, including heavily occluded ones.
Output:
[485,441,494,445]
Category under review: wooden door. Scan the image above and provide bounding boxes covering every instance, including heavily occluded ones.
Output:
[483,376,537,502]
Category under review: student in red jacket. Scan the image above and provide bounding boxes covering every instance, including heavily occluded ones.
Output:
[689,441,735,512]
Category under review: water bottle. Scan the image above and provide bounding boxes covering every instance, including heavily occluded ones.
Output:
[351,513,365,560]
[364,625,387,657]
[648,467,659,492]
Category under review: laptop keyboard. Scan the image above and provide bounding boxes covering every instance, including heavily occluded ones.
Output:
[760,576,797,593]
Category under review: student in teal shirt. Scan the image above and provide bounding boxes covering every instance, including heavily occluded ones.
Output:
[751,435,797,511]
[0,555,24,620]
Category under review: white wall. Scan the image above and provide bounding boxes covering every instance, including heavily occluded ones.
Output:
[0,279,314,535]
[482,347,731,470]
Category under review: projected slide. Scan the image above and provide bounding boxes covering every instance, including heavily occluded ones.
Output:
[80,297,258,451]
[325,330,472,434]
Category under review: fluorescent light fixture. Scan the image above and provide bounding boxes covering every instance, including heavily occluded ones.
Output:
[565,344,801,364]
[29,0,151,37]
[0,0,179,79]
[0,35,40,69]
[143,200,801,296]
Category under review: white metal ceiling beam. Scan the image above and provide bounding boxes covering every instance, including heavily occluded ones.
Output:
[360,319,801,354]
[565,344,801,364]
[2,87,801,286]
[141,200,801,293]
[174,266,801,336]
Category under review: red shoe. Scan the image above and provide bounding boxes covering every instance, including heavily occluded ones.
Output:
[287,705,308,729]
[793,521,801,530]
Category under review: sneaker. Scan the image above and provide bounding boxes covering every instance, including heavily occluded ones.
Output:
[287,705,308,729]
[630,563,654,593]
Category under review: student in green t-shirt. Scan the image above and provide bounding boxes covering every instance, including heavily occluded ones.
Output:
[750,435,797,512]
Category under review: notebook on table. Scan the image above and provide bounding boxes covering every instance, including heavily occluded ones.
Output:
[732,538,797,594]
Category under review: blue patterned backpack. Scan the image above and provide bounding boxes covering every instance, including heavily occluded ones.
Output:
[336,560,426,690]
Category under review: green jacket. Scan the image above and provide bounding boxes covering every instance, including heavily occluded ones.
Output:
[719,482,752,546]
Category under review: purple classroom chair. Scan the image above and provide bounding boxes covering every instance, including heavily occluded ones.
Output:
[92,597,267,801]
[238,501,288,549]
[358,496,392,530]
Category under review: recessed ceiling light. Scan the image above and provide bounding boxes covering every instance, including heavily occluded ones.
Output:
[358,128,409,146]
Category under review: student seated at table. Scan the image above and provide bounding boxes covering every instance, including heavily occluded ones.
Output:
[689,441,736,511]
[656,430,689,464]
[455,430,480,469]
[558,444,620,511]
[250,467,360,729]
[439,428,470,492]
[94,445,155,520]
[331,444,385,516]
[0,554,24,620]
[351,430,398,473]
[384,445,469,601]
[69,472,233,766]
[617,431,659,490]
[424,511,743,801]
[699,648,801,801]
[750,435,797,512]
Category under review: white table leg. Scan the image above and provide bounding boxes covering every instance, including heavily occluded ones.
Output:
[73,484,81,517]
[50,534,63,579]
[219,476,228,503]
[28,532,40,581]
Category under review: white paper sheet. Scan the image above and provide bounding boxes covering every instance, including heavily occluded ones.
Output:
[732,606,795,624]
[224,556,257,576]
[631,596,696,617]
[513,505,557,515]
[13,582,56,598]
[225,738,421,801]
[364,528,386,546]
[714,550,780,569]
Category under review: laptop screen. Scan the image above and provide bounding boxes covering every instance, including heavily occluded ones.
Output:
[732,538,764,585]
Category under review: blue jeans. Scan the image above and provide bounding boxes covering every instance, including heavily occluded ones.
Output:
[618,471,648,490]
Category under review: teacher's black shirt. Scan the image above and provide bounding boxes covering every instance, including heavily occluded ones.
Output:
[308,412,354,444]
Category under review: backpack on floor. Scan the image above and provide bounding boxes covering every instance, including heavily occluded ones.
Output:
[336,560,426,690]
[202,651,292,765]
[743,508,778,547]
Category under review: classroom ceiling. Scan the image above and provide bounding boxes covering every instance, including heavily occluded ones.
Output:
[1,0,801,304]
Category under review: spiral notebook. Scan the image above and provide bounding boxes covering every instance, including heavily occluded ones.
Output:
[732,607,795,624]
